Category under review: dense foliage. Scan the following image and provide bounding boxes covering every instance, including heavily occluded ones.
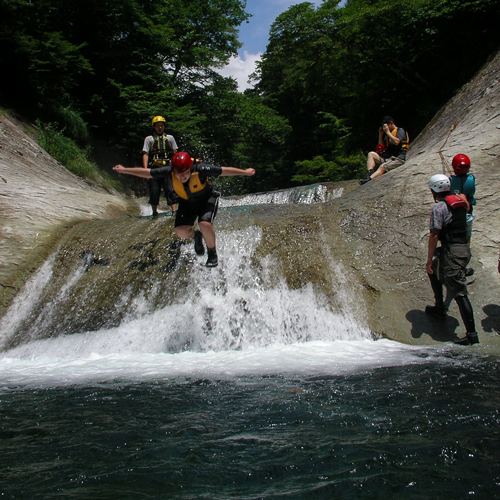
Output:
[254,0,500,172]
[0,0,498,193]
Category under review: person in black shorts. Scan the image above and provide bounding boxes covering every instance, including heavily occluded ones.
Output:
[143,116,179,217]
[114,152,255,267]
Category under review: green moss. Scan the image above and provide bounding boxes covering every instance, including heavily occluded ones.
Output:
[35,120,123,193]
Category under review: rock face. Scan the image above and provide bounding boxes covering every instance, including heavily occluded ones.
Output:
[0,112,136,314]
[1,50,500,349]
[328,50,500,348]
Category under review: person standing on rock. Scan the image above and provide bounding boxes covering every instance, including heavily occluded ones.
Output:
[143,116,179,217]
[359,116,409,185]
[448,153,476,282]
[425,174,479,345]
[114,152,256,268]
[449,154,476,243]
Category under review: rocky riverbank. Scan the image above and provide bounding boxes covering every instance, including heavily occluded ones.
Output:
[328,50,500,349]
[0,112,137,314]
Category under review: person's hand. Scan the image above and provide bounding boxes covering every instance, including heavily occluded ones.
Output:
[113,164,126,173]
[426,261,433,275]
[382,123,389,133]
[245,168,256,176]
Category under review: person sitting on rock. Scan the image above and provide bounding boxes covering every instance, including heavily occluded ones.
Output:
[425,174,479,345]
[359,116,408,184]
[113,152,255,268]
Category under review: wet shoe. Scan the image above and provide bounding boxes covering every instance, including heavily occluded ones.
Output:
[194,230,205,256]
[425,305,446,319]
[206,248,218,267]
[465,268,475,277]
[359,177,372,185]
[454,332,479,345]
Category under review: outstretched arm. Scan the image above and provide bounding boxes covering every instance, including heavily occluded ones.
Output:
[113,165,153,179]
[220,167,256,177]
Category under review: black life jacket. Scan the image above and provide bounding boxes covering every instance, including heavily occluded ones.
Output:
[440,195,468,245]
[384,127,409,153]
[149,134,174,167]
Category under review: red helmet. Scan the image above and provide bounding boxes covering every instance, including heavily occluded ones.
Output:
[451,154,471,175]
[171,152,193,174]
[375,144,387,156]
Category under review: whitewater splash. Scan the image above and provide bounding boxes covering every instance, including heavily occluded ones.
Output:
[137,183,343,215]
[0,225,451,390]
[0,226,369,351]
[220,184,343,207]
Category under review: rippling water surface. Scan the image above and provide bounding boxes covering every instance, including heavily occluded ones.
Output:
[1,353,500,499]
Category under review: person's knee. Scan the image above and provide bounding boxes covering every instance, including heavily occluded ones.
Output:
[199,220,213,232]
[367,151,379,165]
[175,226,192,238]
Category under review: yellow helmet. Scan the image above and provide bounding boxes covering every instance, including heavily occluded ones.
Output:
[152,116,166,126]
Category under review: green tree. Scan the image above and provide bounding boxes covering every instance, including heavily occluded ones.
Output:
[0,0,249,154]
[255,0,500,182]
[191,76,292,193]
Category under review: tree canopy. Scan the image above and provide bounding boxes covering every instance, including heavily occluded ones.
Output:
[0,0,498,193]
[255,0,500,165]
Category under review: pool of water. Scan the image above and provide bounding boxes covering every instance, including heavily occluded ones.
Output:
[1,345,499,499]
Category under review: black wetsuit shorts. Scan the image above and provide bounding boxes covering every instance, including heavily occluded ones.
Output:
[148,173,179,206]
[174,192,220,228]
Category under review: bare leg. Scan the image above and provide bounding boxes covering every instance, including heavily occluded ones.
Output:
[366,152,382,171]
[199,221,216,249]
[175,225,195,239]
[370,164,387,180]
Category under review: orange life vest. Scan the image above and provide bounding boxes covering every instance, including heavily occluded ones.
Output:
[171,171,212,201]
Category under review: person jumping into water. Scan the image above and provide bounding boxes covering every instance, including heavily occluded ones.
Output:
[113,152,255,267]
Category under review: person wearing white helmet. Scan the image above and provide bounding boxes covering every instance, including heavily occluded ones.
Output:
[425,174,479,345]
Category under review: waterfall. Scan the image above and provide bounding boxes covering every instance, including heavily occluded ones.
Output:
[0,185,445,389]
[0,225,372,352]
[220,183,344,207]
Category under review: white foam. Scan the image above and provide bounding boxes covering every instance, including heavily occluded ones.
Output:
[0,226,448,391]
[0,339,449,390]
[220,184,343,207]
[0,253,56,349]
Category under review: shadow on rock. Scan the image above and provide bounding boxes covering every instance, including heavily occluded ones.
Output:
[406,309,460,342]
[481,304,500,335]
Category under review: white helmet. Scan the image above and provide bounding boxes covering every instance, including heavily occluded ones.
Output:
[428,174,450,193]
